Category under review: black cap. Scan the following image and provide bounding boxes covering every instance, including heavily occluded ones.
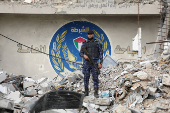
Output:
[88,30,94,34]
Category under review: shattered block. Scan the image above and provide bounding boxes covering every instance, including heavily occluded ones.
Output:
[27,88,37,95]
[162,74,170,86]
[22,96,39,111]
[136,71,150,80]
[113,104,131,113]
[124,64,134,71]
[124,81,132,87]
[161,54,170,61]
[99,106,108,111]
[40,82,49,92]
[0,71,7,82]
[0,97,14,110]
[148,87,157,95]
[0,84,10,95]
[131,83,140,90]
[95,97,111,106]
[67,74,77,83]
[24,81,35,89]
[2,83,16,92]
[146,62,152,69]
[6,91,22,104]
[37,77,48,84]
[83,96,95,103]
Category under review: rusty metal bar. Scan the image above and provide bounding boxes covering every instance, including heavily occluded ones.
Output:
[157,35,167,37]
[157,27,168,29]
[146,41,170,44]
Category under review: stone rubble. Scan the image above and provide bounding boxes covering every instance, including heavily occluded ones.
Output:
[1,55,170,112]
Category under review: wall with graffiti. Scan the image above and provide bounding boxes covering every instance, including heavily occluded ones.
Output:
[0,15,159,78]
[49,21,111,74]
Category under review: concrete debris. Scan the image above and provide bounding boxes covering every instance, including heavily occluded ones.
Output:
[6,91,22,104]
[24,81,35,89]
[113,104,131,113]
[0,71,7,82]
[0,97,14,110]
[1,83,16,92]
[145,62,152,69]
[136,71,150,80]
[148,87,157,95]
[161,54,170,61]
[95,97,111,105]
[0,84,10,95]
[83,96,95,103]
[1,54,170,112]
[162,74,170,86]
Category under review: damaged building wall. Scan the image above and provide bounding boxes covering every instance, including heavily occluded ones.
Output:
[0,14,159,77]
[0,0,160,14]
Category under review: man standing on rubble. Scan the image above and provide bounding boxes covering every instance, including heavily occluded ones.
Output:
[79,30,103,98]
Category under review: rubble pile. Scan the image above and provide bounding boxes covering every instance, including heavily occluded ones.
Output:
[1,55,170,112]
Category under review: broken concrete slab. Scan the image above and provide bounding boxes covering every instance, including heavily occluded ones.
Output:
[37,77,48,84]
[113,104,131,113]
[148,87,157,95]
[0,71,7,82]
[67,74,77,83]
[0,97,14,110]
[23,81,35,89]
[0,84,10,95]
[6,91,22,104]
[124,64,134,71]
[22,96,39,111]
[27,88,37,95]
[39,82,49,92]
[145,62,152,69]
[99,106,108,111]
[101,53,118,71]
[161,54,170,61]
[162,74,170,86]
[131,83,141,90]
[85,103,98,113]
[124,81,132,87]
[1,83,16,92]
[83,96,95,103]
[136,71,150,80]
[24,77,35,82]
[142,110,155,113]
[95,97,111,106]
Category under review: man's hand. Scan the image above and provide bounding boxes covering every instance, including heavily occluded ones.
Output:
[98,64,102,69]
[84,55,90,61]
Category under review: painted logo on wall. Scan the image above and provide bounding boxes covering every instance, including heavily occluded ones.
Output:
[49,21,111,74]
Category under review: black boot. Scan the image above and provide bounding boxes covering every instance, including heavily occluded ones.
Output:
[94,88,99,98]
[84,87,89,96]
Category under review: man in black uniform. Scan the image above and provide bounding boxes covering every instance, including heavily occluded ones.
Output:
[79,30,103,98]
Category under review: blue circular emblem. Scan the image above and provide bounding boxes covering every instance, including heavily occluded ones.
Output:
[49,21,111,74]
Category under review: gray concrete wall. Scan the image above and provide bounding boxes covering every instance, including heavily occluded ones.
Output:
[0,1,159,14]
[0,14,159,79]
[0,0,160,15]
